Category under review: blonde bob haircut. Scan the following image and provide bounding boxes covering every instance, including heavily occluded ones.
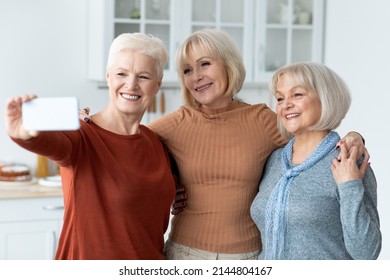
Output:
[176,28,246,108]
[106,33,168,79]
[269,62,351,140]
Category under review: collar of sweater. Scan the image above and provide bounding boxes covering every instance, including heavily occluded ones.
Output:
[198,99,239,116]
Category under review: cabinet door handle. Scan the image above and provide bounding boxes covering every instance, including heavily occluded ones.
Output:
[43,205,64,211]
[52,230,57,259]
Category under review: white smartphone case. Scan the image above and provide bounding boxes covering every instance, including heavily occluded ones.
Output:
[22,97,80,131]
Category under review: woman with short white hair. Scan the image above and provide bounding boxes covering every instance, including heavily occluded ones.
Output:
[5,33,175,260]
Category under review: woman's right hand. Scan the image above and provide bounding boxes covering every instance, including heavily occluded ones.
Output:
[5,94,39,140]
[80,107,91,123]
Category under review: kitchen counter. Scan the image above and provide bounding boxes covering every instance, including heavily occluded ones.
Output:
[0,181,64,259]
[0,181,63,199]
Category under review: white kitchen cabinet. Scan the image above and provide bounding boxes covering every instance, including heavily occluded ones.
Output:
[88,0,254,83]
[254,0,325,82]
[88,0,324,84]
[88,0,177,82]
[0,196,64,260]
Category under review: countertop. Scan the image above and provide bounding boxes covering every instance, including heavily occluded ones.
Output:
[0,180,63,199]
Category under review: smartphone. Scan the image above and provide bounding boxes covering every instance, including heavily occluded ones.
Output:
[22,97,80,131]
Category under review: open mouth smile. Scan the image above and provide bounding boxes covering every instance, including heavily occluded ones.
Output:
[121,93,140,100]
[286,113,301,119]
[195,83,212,92]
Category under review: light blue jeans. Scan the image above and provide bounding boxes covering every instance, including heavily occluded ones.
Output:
[164,240,260,260]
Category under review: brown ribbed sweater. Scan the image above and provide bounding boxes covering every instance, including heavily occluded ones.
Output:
[148,100,286,253]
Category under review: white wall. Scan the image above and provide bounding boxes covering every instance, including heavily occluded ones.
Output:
[325,0,390,259]
[0,0,108,169]
[0,0,388,259]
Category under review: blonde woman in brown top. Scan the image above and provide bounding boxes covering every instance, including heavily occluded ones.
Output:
[81,29,367,259]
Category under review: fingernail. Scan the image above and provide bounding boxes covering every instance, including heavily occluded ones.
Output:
[83,117,90,123]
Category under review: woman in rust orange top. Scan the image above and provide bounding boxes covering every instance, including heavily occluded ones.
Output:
[5,33,175,259]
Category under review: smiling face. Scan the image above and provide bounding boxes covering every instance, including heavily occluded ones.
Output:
[182,47,231,109]
[106,49,162,117]
[275,74,322,136]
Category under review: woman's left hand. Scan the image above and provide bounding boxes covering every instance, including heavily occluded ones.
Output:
[338,131,369,162]
[332,141,370,184]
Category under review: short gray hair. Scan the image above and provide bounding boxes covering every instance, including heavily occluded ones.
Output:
[269,62,351,139]
[107,33,168,78]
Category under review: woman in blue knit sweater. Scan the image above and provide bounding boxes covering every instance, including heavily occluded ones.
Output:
[250,62,381,260]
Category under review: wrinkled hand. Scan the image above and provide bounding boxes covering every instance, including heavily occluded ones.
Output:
[338,131,369,162]
[332,141,370,185]
[80,107,91,123]
[171,185,187,215]
[5,94,39,140]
